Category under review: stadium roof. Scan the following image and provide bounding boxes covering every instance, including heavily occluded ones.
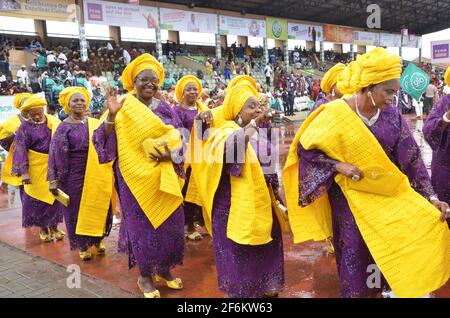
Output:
[160,0,450,35]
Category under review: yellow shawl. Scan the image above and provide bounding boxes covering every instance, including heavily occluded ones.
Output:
[114,94,184,228]
[75,117,114,237]
[24,115,60,204]
[191,120,273,245]
[0,115,22,186]
[282,99,450,298]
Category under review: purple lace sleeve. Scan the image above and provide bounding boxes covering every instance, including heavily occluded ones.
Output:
[92,122,118,164]
[297,142,338,206]
[423,95,450,151]
[223,128,248,177]
[395,113,435,198]
[11,125,29,176]
[47,125,69,183]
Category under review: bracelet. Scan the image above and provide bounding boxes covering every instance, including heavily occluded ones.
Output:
[104,119,114,125]
[443,113,450,123]
[429,195,439,202]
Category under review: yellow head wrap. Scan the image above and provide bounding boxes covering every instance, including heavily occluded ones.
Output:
[121,53,164,92]
[227,75,257,91]
[320,63,345,94]
[445,67,450,87]
[20,94,47,112]
[336,48,401,95]
[13,93,33,110]
[222,82,259,121]
[175,75,202,103]
[58,87,91,115]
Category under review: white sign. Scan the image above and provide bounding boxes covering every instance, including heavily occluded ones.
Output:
[379,33,402,47]
[402,34,422,48]
[0,96,20,125]
[160,8,217,33]
[84,0,158,29]
[352,31,379,46]
[219,15,265,37]
[288,23,323,41]
[431,40,450,64]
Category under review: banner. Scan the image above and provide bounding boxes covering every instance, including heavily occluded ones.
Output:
[160,8,217,33]
[288,23,323,41]
[323,24,353,43]
[219,15,265,37]
[352,31,379,46]
[84,0,158,29]
[0,0,75,22]
[431,41,450,64]
[0,96,19,124]
[266,17,288,41]
[400,63,430,102]
[402,34,421,48]
[379,33,402,47]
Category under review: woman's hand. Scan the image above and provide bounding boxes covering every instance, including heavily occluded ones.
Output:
[430,198,450,222]
[21,173,31,185]
[104,86,123,118]
[255,109,275,126]
[49,180,58,196]
[149,143,173,167]
[336,162,364,181]
[197,110,213,125]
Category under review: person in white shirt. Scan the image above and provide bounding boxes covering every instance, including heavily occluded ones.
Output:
[122,49,131,65]
[46,51,57,72]
[57,51,67,68]
[16,65,29,88]
[264,63,272,87]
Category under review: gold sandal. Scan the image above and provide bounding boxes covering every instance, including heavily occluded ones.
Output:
[186,231,203,241]
[138,279,161,298]
[155,275,183,290]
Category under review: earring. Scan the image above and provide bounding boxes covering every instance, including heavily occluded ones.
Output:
[237,115,243,126]
[331,88,336,97]
[367,91,372,97]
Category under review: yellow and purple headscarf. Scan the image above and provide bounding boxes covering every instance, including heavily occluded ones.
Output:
[320,63,345,94]
[20,94,47,112]
[175,75,202,103]
[13,93,32,110]
[121,53,164,92]
[58,87,91,115]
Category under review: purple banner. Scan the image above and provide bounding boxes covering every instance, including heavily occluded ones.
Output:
[432,43,449,59]
[87,2,103,21]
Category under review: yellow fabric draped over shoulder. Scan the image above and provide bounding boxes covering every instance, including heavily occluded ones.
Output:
[114,94,184,229]
[283,99,450,298]
[24,115,60,204]
[75,117,114,237]
[191,120,273,245]
[0,115,22,186]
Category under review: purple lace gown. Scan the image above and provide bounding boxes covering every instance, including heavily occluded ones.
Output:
[423,94,450,227]
[172,105,204,227]
[47,122,112,250]
[297,105,435,298]
[310,97,329,113]
[212,127,284,298]
[93,101,185,277]
[12,121,63,229]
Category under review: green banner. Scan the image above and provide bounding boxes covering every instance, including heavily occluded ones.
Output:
[266,17,288,40]
[400,63,430,102]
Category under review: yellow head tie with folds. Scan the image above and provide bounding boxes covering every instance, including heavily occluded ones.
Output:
[226,75,257,92]
[175,75,202,103]
[20,94,47,112]
[320,63,345,94]
[121,53,164,92]
[445,67,450,87]
[58,87,91,115]
[221,81,259,121]
[13,93,32,110]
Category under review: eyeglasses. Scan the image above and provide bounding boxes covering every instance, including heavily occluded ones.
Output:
[136,76,159,85]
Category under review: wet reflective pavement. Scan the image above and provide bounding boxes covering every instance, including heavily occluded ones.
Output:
[0,113,448,298]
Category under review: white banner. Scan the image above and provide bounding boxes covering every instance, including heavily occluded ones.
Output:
[288,23,323,41]
[0,96,20,125]
[160,8,217,33]
[352,31,379,46]
[379,33,402,47]
[219,15,265,37]
[83,0,158,29]
[402,34,422,48]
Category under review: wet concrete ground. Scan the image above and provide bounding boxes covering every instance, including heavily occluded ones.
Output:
[0,113,448,298]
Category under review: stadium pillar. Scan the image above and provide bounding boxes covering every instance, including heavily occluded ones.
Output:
[168,31,179,44]
[418,48,422,64]
[333,43,343,54]
[34,20,48,46]
[263,37,269,64]
[76,0,88,62]
[156,7,163,57]
[350,44,355,60]
[215,16,222,60]
[109,26,121,45]
[284,40,289,69]
[357,45,366,54]
[320,41,324,61]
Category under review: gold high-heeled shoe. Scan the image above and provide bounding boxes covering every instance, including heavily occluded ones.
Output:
[137,279,161,298]
[95,242,106,255]
[79,250,92,261]
[154,275,183,290]
[50,228,66,241]
[39,229,52,242]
